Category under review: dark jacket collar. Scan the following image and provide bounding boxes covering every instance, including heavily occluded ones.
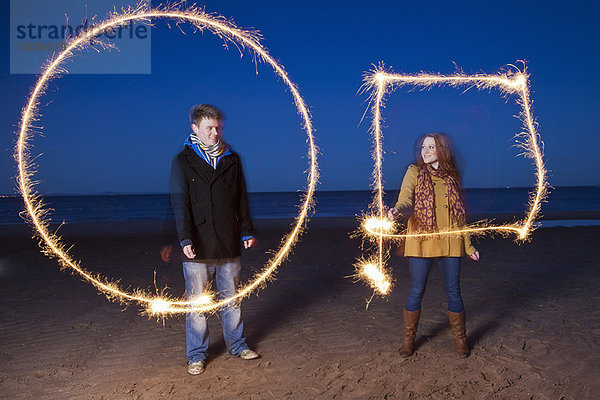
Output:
[182,146,236,181]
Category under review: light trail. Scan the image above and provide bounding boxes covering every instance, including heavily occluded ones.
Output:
[356,64,547,296]
[357,263,392,295]
[15,4,318,315]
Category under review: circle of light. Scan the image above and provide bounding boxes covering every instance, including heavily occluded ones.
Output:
[356,66,547,296]
[15,5,318,315]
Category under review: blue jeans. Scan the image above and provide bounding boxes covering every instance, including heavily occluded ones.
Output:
[182,257,249,363]
[405,257,464,313]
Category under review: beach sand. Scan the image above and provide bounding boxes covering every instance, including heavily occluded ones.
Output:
[1,217,599,399]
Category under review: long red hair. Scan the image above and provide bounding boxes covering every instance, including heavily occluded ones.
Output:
[415,133,461,184]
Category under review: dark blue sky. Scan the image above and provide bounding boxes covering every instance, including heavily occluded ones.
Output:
[2,0,599,195]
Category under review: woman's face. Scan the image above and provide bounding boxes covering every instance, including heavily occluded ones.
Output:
[421,136,439,166]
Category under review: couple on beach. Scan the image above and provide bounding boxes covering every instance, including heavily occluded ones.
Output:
[169,104,479,375]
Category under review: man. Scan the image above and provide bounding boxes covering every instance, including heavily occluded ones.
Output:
[170,104,259,375]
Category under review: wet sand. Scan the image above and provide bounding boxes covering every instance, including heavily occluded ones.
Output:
[1,217,599,399]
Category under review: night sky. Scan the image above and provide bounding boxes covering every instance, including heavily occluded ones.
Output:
[1,0,599,195]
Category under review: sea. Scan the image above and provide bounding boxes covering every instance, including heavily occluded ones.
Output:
[1,186,599,227]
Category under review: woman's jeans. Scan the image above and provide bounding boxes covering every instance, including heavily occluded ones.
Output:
[183,257,249,363]
[405,257,464,313]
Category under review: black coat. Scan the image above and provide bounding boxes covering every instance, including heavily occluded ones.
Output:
[169,146,254,260]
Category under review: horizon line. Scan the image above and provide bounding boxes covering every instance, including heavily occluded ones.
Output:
[1,185,599,198]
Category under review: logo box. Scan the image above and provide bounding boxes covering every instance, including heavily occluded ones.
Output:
[10,0,151,74]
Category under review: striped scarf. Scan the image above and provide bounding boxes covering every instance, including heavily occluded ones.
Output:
[413,164,466,232]
[185,133,230,169]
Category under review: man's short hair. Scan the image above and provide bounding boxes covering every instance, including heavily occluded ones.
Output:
[189,104,225,125]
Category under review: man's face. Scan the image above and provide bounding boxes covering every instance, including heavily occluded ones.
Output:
[192,118,222,146]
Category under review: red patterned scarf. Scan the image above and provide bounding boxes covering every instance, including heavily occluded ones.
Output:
[413,164,466,231]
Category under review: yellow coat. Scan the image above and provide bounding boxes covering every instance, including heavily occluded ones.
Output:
[394,165,477,258]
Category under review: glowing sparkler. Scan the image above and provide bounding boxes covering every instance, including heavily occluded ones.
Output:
[15,3,318,315]
[357,262,392,294]
[356,63,547,296]
[364,217,394,234]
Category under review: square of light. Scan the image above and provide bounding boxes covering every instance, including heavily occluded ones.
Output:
[364,65,547,241]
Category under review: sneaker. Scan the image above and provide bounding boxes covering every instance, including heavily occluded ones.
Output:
[187,360,206,375]
[239,349,260,360]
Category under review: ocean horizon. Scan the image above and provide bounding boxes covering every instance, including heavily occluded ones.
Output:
[1,186,599,226]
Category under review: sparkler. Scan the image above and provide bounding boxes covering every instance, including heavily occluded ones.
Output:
[15,3,318,315]
[356,64,547,296]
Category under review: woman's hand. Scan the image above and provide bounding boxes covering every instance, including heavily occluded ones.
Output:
[469,251,480,261]
[387,207,400,220]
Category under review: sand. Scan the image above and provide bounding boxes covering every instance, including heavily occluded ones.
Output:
[1,217,599,399]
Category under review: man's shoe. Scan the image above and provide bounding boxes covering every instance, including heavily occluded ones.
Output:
[239,349,260,360]
[187,360,206,375]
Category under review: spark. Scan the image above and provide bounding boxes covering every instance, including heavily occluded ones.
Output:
[356,262,392,295]
[190,293,214,307]
[149,299,171,314]
[356,63,547,296]
[364,216,394,234]
[15,3,318,315]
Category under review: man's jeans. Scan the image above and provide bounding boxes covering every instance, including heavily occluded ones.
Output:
[183,257,249,363]
[405,257,464,313]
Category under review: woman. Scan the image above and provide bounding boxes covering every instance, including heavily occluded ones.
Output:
[388,133,479,358]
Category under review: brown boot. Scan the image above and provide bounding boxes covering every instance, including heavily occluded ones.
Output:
[447,310,470,358]
[399,308,421,357]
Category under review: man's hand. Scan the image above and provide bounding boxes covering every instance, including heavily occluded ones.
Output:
[469,251,480,261]
[387,207,400,220]
[160,245,173,262]
[183,244,196,259]
[243,237,256,249]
